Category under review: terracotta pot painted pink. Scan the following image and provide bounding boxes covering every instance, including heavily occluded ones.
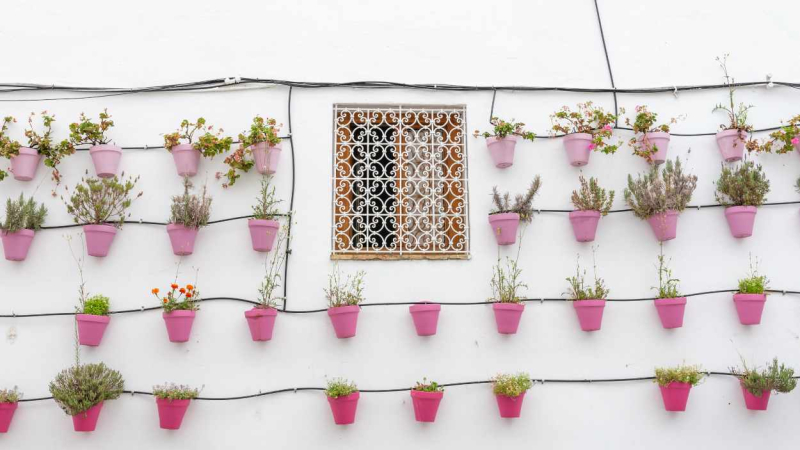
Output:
[488,212,519,245]
[741,385,771,411]
[167,224,199,256]
[327,392,359,425]
[715,129,749,162]
[248,219,279,252]
[647,210,679,242]
[733,293,767,325]
[327,305,360,338]
[10,147,41,181]
[163,310,196,342]
[485,136,517,168]
[563,133,593,167]
[654,297,687,329]
[409,303,441,336]
[76,314,111,346]
[492,303,525,334]
[72,402,103,432]
[0,402,18,433]
[569,210,601,242]
[251,142,282,175]
[573,299,606,331]
[89,144,122,178]
[724,206,757,238]
[640,132,670,165]
[659,382,692,411]
[83,224,117,257]
[795,139,800,154]
[495,392,526,418]
[1,229,35,261]
[244,307,278,341]
[156,398,191,430]
[411,390,443,422]
[170,144,201,177]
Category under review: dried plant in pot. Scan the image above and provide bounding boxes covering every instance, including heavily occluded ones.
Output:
[712,55,754,162]
[49,363,124,432]
[153,282,200,342]
[651,246,687,329]
[488,176,541,245]
[473,117,536,168]
[410,378,444,422]
[249,176,283,252]
[569,175,614,242]
[564,250,609,332]
[0,388,21,433]
[654,365,704,411]
[0,113,75,184]
[220,116,282,187]
[69,109,121,177]
[550,102,620,166]
[490,256,527,334]
[731,358,796,411]
[166,178,212,256]
[245,228,287,341]
[492,373,532,418]
[325,378,359,425]
[714,160,769,238]
[0,194,46,261]
[733,256,769,325]
[324,265,365,338]
[623,105,682,165]
[163,118,233,177]
[153,384,200,430]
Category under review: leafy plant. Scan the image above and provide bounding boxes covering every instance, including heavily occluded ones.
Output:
[0,117,21,180]
[712,55,753,133]
[413,378,443,393]
[0,113,76,186]
[747,115,800,154]
[153,383,200,400]
[257,227,287,309]
[714,160,770,207]
[624,158,698,219]
[1,193,47,233]
[49,363,124,416]
[571,175,614,215]
[169,178,212,228]
[473,117,535,141]
[738,255,768,294]
[623,105,682,162]
[69,109,115,146]
[152,283,199,313]
[550,102,621,154]
[63,173,142,227]
[654,364,704,387]
[324,264,365,308]
[731,358,796,397]
[220,116,282,188]
[490,257,527,304]
[83,295,110,316]
[490,176,542,222]
[0,387,21,403]
[653,245,680,299]
[565,250,609,301]
[492,373,532,397]
[163,118,233,157]
[252,176,282,220]
[326,378,357,398]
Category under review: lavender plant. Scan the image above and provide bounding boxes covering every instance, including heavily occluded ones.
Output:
[169,178,212,228]
[714,161,770,207]
[731,358,796,397]
[1,194,47,233]
[571,175,614,215]
[49,363,124,416]
[624,158,697,219]
[490,176,542,222]
[0,388,21,403]
[63,172,142,227]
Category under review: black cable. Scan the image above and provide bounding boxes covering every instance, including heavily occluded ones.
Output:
[592,0,618,127]
[282,86,296,312]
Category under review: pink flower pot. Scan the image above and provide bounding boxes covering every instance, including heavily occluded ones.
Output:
[733,293,767,325]
[76,314,111,346]
[156,398,191,430]
[83,224,117,257]
[248,219,279,252]
[640,132,670,165]
[488,212,519,245]
[495,392,526,418]
[646,210,679,242]
[724,206,757,238]
[654,297,687,329]
[659,382,692,411]
[10,147,41,181]
[741,385,771,411]
[0,402,18,433]
[163,310,196,342]
[244,307,278,341]
[409,303,441,336]
[72,402,103,432]
[170,144,201,177]
[251,142,282,175]
[327,392,359,425]
[563,133,593,167]
[573,299,606,331]
[167,224,199,256]
[411,390,443,422]
[716,129,748,162]
[89,144,122,178]
[327,305,360,339]
[492,303,525,334]
[568,210,601,242]
[1,229,35,261]
[485,136,517,168]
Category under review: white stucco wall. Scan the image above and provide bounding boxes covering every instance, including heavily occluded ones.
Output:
[2,0,800,448]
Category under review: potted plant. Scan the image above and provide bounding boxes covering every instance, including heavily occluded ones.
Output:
[325,378,359,425]
[731,358,796,410]
[492,373,532,418]
[49,363,124,432]
[220,116,282,187]
[410,378,444,423]
[488,176,541,245]
[0,113,75,183]
[152,282,199,342]
[324,265,365,339]
[153,383,199,430]
[69,109,121,177]
[714,160,769,238]
[569,175,614,242]
[733,256,768,325]
[63,173,142,257]
[746,115,800,155]
[652,247,687,329]
[76,295,111,346]
[473,117,536,168]
[167,178,212,256]
[550,102,620,166]
[249,176,282,252]
[565,251,609,331]
[163,118,233,177]
[624,158,697,241]
[712,55,754,162]
[654,364,704,411]
[0,388,20,433]
[623,105,681,165]
[245,229,286,341]
[489,256,527,334]
[409,301,441,337]
[0,194,46,261]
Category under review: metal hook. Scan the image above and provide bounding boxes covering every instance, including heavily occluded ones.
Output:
[673,86,678,98]
[766,74,774,89]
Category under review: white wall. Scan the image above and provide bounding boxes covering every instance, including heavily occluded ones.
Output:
[2,0,800,448]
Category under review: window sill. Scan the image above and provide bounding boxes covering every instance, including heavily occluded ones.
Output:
[330,253,469,261]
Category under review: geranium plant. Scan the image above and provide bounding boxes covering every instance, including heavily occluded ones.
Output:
[714,161,770,207]
[1,194,46,234]
[0,117,20,181]
[731,358,796,397]
[713,55,753,134]
[153,283,199,313]
[0,113,76,185]
[748,115,800,154]
[69,110,115,146]
[163,118,233,157]
[220,116,282,187]
[550,102,620,154]
[623,105,681,162]
[169,178,212,229]
[490,176,542,222]
[64,173,142,227]
[571,175,614,215]
[473,117,535,141]
[654,364,704,387]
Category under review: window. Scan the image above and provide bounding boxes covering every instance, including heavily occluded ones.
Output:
[332,104,469,260]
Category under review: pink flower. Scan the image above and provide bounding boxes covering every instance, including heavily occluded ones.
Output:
[603,125,612,131]
[792,137,799,146]
[588,143,597,150]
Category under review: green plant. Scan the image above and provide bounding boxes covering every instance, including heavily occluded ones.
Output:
[654,364,704,387]
[49,363,124,416]
[712,55,753,133]
[152,282,199,313]
[63,173,142,227]
[714,161,770,207]
[738,255,768,294]
[257,227,287,309]
[153,383,200,400]
[69,109,115,146]
[490,176,542,222]
[326,378,357,398]
[492,373,532,397]
[731,358,796,397]
[550,102,621,154]
[1,193,47,233]
[163,118,233,157]
[623,105,681,162]
[653,245,680,299]
[0,387,21,403]
[83,295,110,316]
[220,116,282,188]
[0,113,76,185]
[490,257,527,303]
[252,176,282,220]
[473,117,535,141]
[565,250,609,300]
[747,115,800,154]
[624,158,697,219]
[169,178,212,228]
[413,378,444,392]
[324,264,365,308]
[0,117,21,180]
[571,175,614,215]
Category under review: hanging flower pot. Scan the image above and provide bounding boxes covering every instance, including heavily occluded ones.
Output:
[327,305,360,339]
[572,299,606,331]
[244,307,278,341]
[72,402,104,432]
[167,224,199,256]
[741,385,771,411]
[1,229,35,261]
[715,129,748,162]
[10,147,41,181]
[0,402,18,433]
[409,303,441,336]
[724,206,757,238]
[488,212,519,245]
[640,132,671,165]
[89,145,122,178]
[170,144,201,177]
[654,297,687,329]
[495,392,526,418]
[492,373,531,418]
[76,314,111,346]
[658,382,692,411]
[485,136,518,168]
[646,210,679,242]
[568,210,601,242]
[156,398,192,430]
[411,390,443,423]
[251,142,283,175]
[248,219,280,252]
[492,303,524,334]
[83,224,118,257]
[327,392,359,425]
[163,310,196,343]
[733,293,767,325]
[563,133,593,167]
[569,176,613,242]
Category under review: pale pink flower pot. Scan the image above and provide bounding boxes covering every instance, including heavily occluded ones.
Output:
[654,297,687,329]
[89,144,122,178]
[640,132,670,165]
[495,392,526,418]
[741,385,771,411]
[244,307,278,341]
[72,402,103,432]
[411,390,443,422]
[569,210,601,242]
[563,133,593,167]
[76,314,111,346]
[251,142,282,175]
[170,144,201,177]
[659,382,691,411]
[1,229,35,261]
[488,212,519,245]
[248,219,279,252]
[794,139,800,153]
[10,147,41,181]
[492,303,524,334]
[167,224,199,256]
[163,310,196,342]
[724,206,757,238]
[327,392,359,425]
[573,299,606,331]
[0,402,18,433]
[647,210,679,242]
[156,398,191,430]
[715,129,748,162]
[733,293,767,325]
[409,303,441,336]
[485,136,517,168]
[327,305,360,339]
[83,224,118,257]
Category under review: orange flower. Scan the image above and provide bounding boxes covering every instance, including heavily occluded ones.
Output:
[185,292,192,298]
[162,298,168,303]
[179,288,186,294]
[171,283,178,289]
[186,284,194,291]
[152,288,159,294]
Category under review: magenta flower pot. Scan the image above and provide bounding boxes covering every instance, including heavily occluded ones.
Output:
[646,210,679,242]
[488,212,519,245]
[89,144,122,178]
[72,402,103,432]
[568,210,601,242]
[485,136,517,168]
[659,382,692,411]
[76,314,111,346]
[170,144,201,177]
[573,299,606,331]
[244,307,278,341]
[327,392,359,425]
[724,206,757,238]
[1,229,35,261]
[495,392,526,418]
[166,224,199,256]
[563,133,593,167]
[640,132,670,165]
[10,147,41,181]
[654,297,687,329]
[156,398,191,430]
[83,224,117,257]
[411,390,443,422]
[733,293,767,325]
[741,385,771,411]
[409,303,441,336]
[716,129,748,162]
[163,310,196,342]
[492,303,525,334]
[327,305,360,339]
[251,142,282,175]
[0,402,18,433]
[248,219,279,252]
